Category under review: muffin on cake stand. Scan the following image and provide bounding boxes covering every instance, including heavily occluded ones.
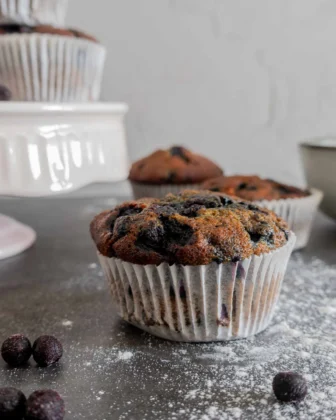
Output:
[0,0,128,259]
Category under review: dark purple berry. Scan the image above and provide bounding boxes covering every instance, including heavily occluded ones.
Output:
[160,217,194,246]
[26,390,65,420]
[277,185,294,195]
[219,196,233,206]
[32,336,63,367]
[166,170,177,183]
[136,223,164,251]
[181,204,204,217]
[169,146,190,163]
[118,205,143,217]
[237,182,257,191]
[273,372,308,403]
[1,334,32,367]
[0,85,11,101]
[185,195,221,209]
[218,304,230,326]
[0,387,26,419]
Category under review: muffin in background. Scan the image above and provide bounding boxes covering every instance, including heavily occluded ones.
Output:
[202,175,323,250]
[0,24,105,101]
[0,0,68,26]
[91,190,296,342]
[129,146,223,199]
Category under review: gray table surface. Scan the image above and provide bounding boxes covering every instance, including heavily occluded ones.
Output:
[0,196,336,420]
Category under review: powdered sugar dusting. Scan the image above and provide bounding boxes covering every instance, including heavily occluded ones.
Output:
[117,351,133,361]
[1,253,335,419]
[71,255,336,419]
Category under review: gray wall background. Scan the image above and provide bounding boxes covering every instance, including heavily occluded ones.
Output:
[67,0,336,186]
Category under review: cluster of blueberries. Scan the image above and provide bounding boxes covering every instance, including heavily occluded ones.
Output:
[0,333,308,418]
[0,334,64,420]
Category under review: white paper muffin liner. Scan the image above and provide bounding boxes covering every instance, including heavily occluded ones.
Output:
[0,34,106,101]
[0,0,68,26]
[256,189,323,251]
[131,182,202,199]
[98,233,296,342]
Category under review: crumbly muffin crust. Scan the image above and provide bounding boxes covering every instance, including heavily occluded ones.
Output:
[129,146,223,185]
[91,190,290,266]
[202,175,310,201]
[0,24,98,42]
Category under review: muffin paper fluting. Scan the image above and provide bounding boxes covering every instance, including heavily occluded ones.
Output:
[0,0,68,26]
[98,233,295,342]
[257,189,323,250]
[0,34,106,101]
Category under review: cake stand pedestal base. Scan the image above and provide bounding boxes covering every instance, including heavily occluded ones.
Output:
[0,214,36,260]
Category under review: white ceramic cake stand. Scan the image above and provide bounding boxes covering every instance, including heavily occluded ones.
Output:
[0,102,129,260]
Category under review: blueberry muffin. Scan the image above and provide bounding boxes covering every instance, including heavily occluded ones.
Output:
[129,146,223,199]
[0,24,105,101]
[91,190,296,342]
[202,175,310,201]
[202,175,322,250]
[0,0,68,27]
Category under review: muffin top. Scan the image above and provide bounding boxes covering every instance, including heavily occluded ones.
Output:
[129,146,223,185]
[91,190,290,266]
[0,24,98,42]
[202,175,310,201]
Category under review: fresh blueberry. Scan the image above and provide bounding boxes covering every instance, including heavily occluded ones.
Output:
[0,387,26,419]
[1,335,32,367]
[273,372,308,403]
[32,336,63,367]
[25,390,65,420]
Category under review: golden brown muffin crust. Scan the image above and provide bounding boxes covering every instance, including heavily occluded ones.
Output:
[129,146,223,185]
[90,190,290,266]
[202,175,310,201]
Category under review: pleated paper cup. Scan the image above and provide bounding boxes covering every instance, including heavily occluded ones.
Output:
[0,0,68,25]
[98,233,296,342]
[0,34,106,102]
[256,189,323,251]
[130,181,202,199]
